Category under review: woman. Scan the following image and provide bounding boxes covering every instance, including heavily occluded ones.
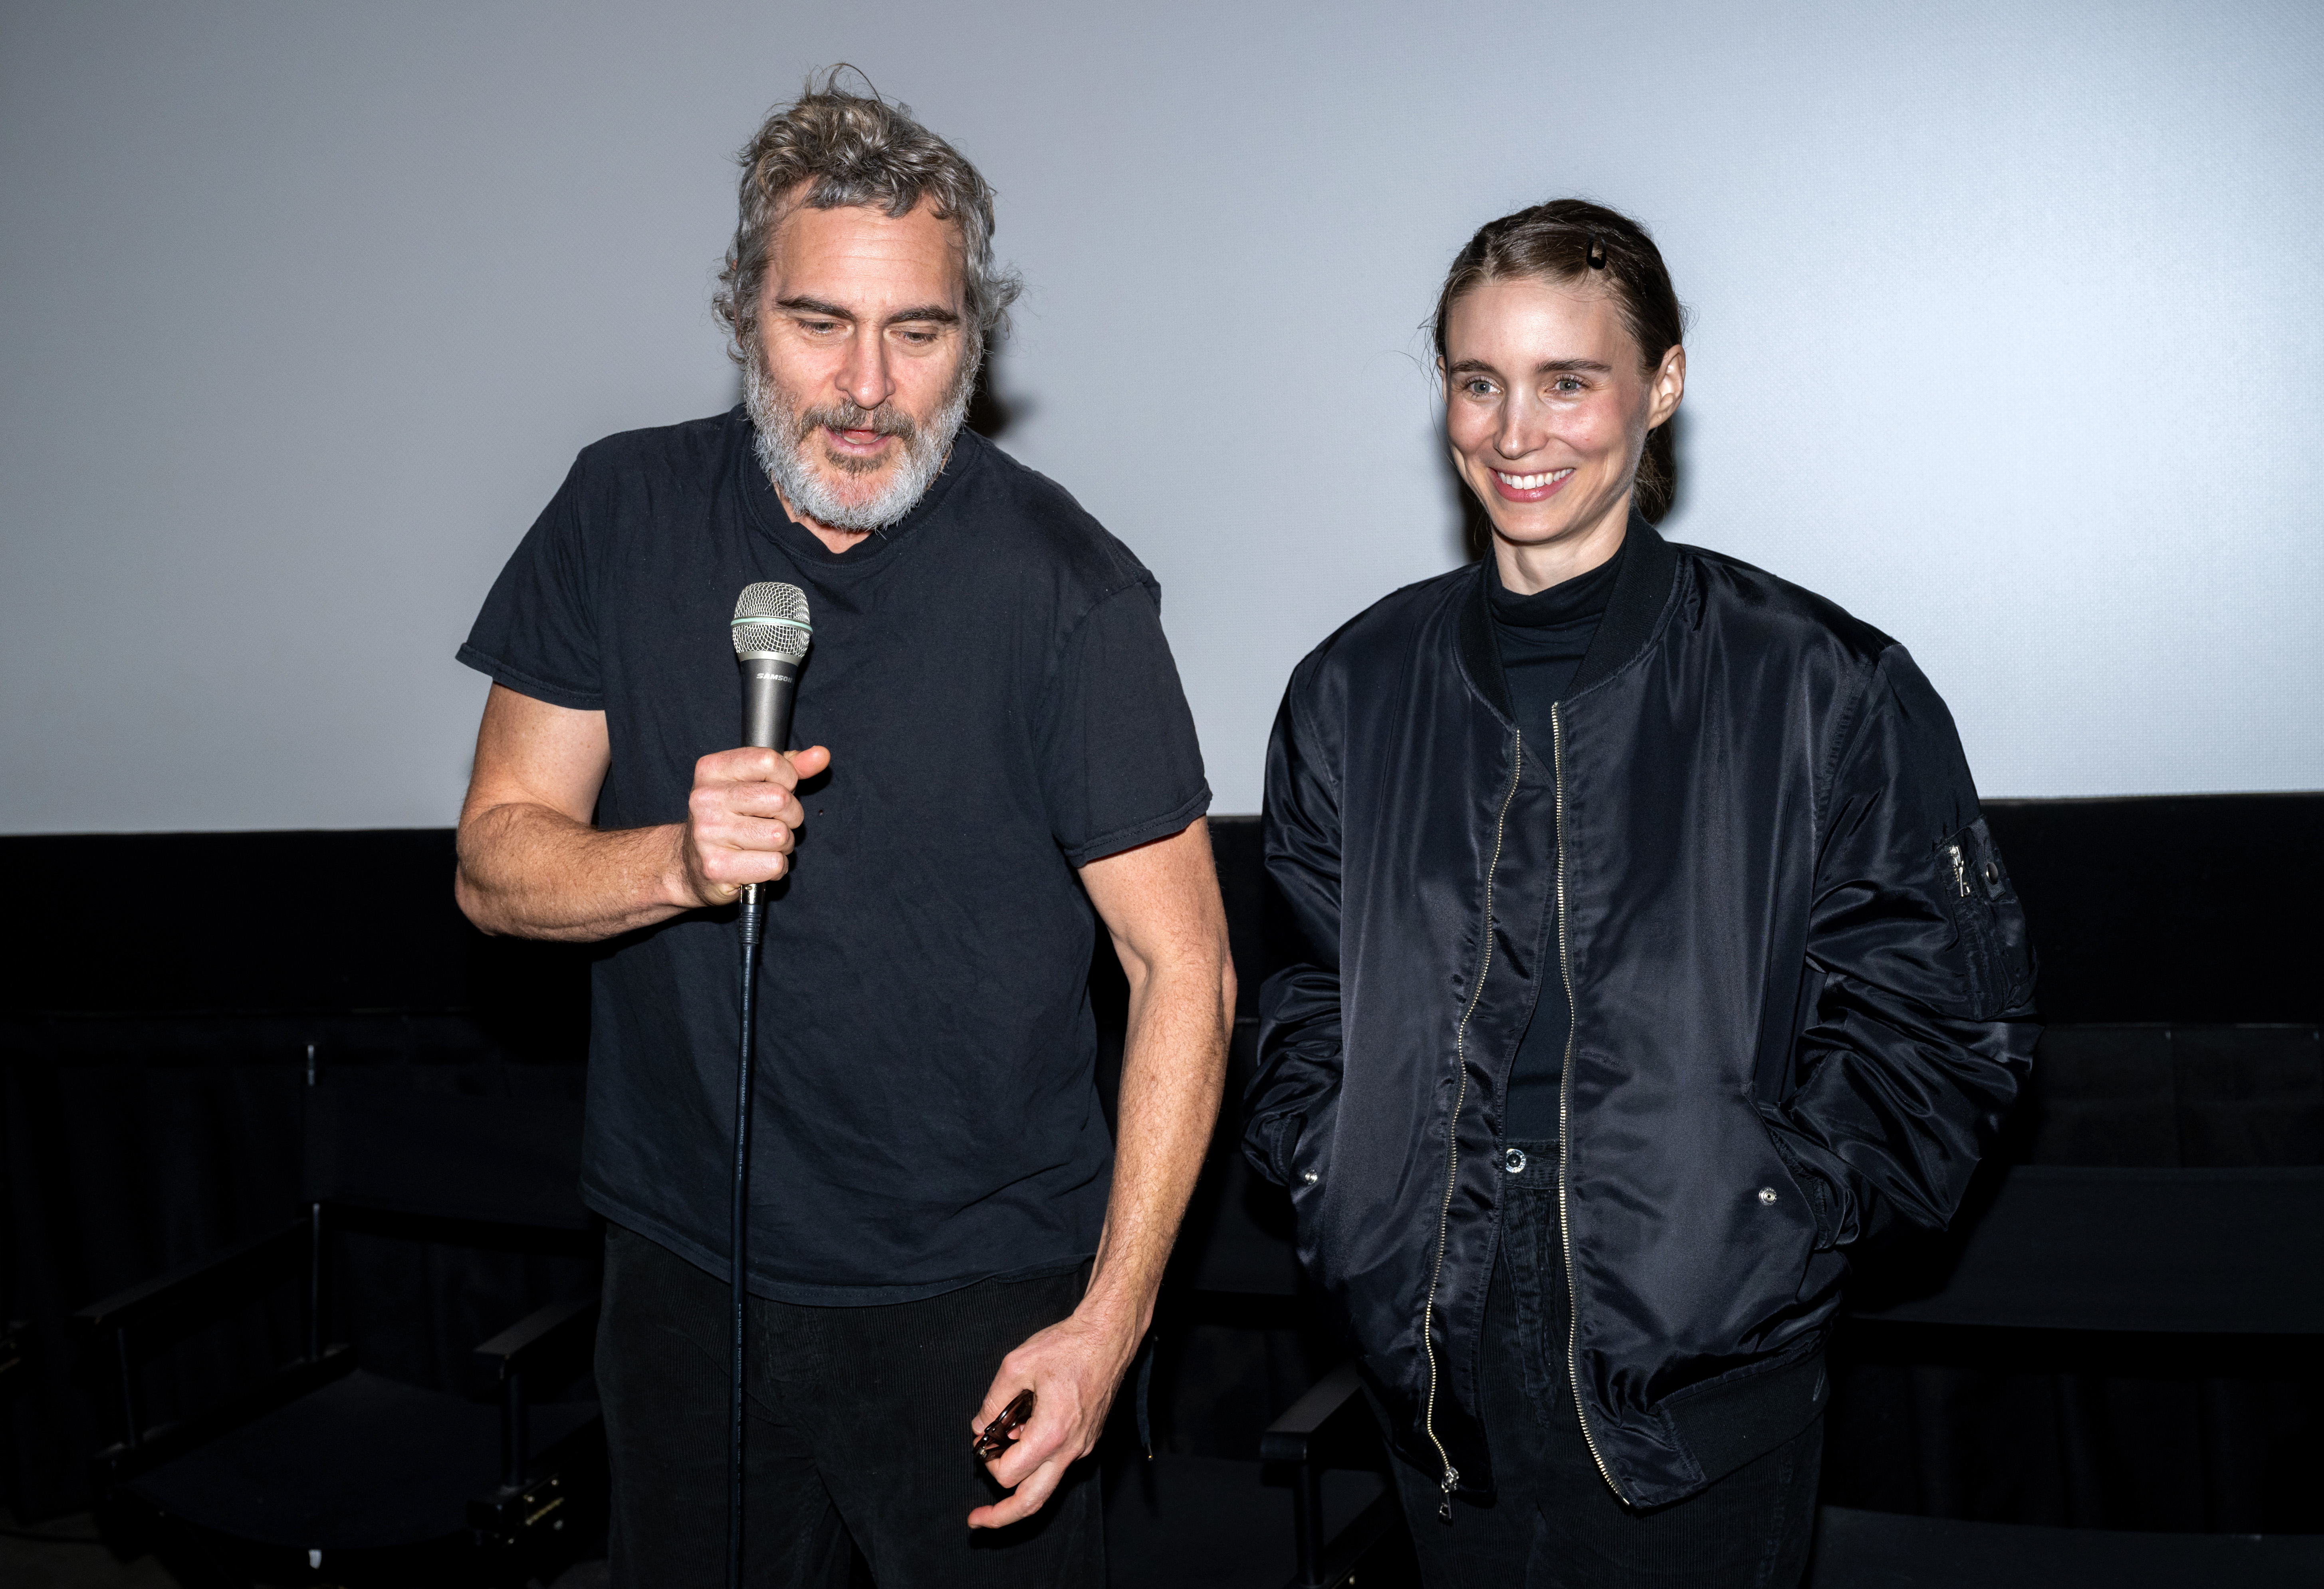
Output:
[1245,200,2036,1586]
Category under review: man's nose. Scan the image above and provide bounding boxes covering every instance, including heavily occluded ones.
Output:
[837,331,894,414]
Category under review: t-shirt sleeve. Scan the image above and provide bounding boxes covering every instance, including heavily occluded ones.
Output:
[1040,579,1211,868]
[454,458,603,711]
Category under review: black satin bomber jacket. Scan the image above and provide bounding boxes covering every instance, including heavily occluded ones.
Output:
[1245,517,2039,1511]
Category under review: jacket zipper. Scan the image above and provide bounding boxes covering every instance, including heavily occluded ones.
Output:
[1947,842,1970,898]
[1420,728,1524,1520]
[1553,703,1626,1502]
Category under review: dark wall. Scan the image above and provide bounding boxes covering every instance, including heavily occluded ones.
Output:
[0,828,588,1028]
[8,792,2312,1024]
[3,794,2320,1528]
[1980,794,2322,1024]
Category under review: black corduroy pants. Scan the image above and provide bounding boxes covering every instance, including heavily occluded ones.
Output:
[596,1222,1102,1589]
[1384,1140,1822,1589]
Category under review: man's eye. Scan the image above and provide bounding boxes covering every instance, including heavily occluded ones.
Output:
[898,329,939,345]
[800,320,840,335]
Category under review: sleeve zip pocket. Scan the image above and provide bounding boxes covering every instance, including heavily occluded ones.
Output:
[1936,816,2034,1018]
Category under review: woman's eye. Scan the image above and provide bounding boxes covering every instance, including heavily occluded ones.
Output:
[1552,377,1584,394]
[1463,379,1495,396]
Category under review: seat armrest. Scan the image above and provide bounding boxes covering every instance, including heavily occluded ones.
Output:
[1261,1359,1368,1465]
[72,1217,309,1339]
[1263,1361,1399,1589]
[476,1291,598,1492]
[474,1293,598,1386]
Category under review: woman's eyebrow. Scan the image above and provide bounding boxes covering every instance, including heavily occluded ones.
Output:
[1446,356,1616,377]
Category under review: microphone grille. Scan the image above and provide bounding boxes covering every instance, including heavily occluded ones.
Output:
[732,582,812,661]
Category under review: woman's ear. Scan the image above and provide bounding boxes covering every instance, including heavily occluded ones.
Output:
[1646,345,1687,428]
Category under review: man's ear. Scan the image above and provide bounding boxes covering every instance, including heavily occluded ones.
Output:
[1646,345,1686,429]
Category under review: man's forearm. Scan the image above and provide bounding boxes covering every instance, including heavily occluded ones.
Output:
[1081,955,1232,1338]
[455,801,691,942]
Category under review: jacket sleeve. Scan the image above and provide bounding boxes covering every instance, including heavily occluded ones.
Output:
[1244,662,1345,1187]
[1764,646,2040,1246]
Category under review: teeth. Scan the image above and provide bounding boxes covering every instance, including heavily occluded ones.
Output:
[1495,469,1572,489]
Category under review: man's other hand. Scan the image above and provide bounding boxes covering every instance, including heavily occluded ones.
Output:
[679,743,831,906]
[966,1304,1141,1529]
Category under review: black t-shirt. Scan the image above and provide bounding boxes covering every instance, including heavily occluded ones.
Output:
[458,409,1210,1303]
[1490,539,1624,1142]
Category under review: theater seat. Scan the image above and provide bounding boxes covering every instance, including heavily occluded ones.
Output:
[73,1065,605,1586]
[1805,1157,2324,1587]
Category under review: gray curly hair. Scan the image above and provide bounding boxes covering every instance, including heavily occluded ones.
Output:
[714,68,1022,365]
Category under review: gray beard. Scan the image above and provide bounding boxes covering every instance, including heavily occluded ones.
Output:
[745,347,974,532]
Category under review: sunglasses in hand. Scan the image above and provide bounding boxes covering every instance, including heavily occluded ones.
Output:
[972,1389,1036,1463]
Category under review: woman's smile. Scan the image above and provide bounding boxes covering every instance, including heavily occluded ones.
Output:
[1491,467,1575,502]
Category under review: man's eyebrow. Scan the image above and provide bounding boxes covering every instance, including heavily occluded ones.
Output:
[775,296,855,320]
[773,296,961,327]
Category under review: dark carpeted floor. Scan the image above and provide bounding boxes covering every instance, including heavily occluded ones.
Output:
[0,1514,179,1589]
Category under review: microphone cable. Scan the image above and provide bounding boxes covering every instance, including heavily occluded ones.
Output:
[728,878,765,1589]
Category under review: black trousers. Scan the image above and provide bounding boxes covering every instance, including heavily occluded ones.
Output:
[596,1222,1103,1589]
[1384,1141,1821,1589]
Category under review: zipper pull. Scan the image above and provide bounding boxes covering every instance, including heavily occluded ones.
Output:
[1947,843,1970,899]
[1437,1465,1459,1523]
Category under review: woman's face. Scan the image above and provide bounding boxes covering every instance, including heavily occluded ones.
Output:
[1442,275,1682,554]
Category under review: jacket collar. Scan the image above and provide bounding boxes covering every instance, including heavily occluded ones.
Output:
[1455,507,1681,720]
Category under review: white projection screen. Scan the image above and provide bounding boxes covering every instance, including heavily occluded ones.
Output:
[3,0,2319,832]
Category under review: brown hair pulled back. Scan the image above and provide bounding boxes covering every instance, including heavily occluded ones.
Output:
[1432,199,1686,523]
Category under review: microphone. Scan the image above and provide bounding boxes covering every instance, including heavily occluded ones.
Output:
[731,581,813,752]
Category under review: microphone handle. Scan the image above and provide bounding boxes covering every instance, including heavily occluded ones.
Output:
[739,656,800,912]
[741,656,801,753]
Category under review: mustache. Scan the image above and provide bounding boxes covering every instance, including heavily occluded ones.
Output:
[796,400,918,446]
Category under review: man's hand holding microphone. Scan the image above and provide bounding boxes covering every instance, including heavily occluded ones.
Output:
[674,743,831,907]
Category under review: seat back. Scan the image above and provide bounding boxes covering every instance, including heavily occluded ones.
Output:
[301,1087,589,1231]
[1175,818,1300,1298]
[1848,1164,2324,1334]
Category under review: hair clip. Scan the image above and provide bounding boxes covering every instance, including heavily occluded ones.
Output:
[1586,234,1608,270]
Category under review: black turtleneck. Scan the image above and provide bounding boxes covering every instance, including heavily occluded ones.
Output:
[1490,535,1626,1142]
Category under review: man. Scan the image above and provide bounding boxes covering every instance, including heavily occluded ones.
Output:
[454,75,1231,1586]
[1246,199,2038,1585]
